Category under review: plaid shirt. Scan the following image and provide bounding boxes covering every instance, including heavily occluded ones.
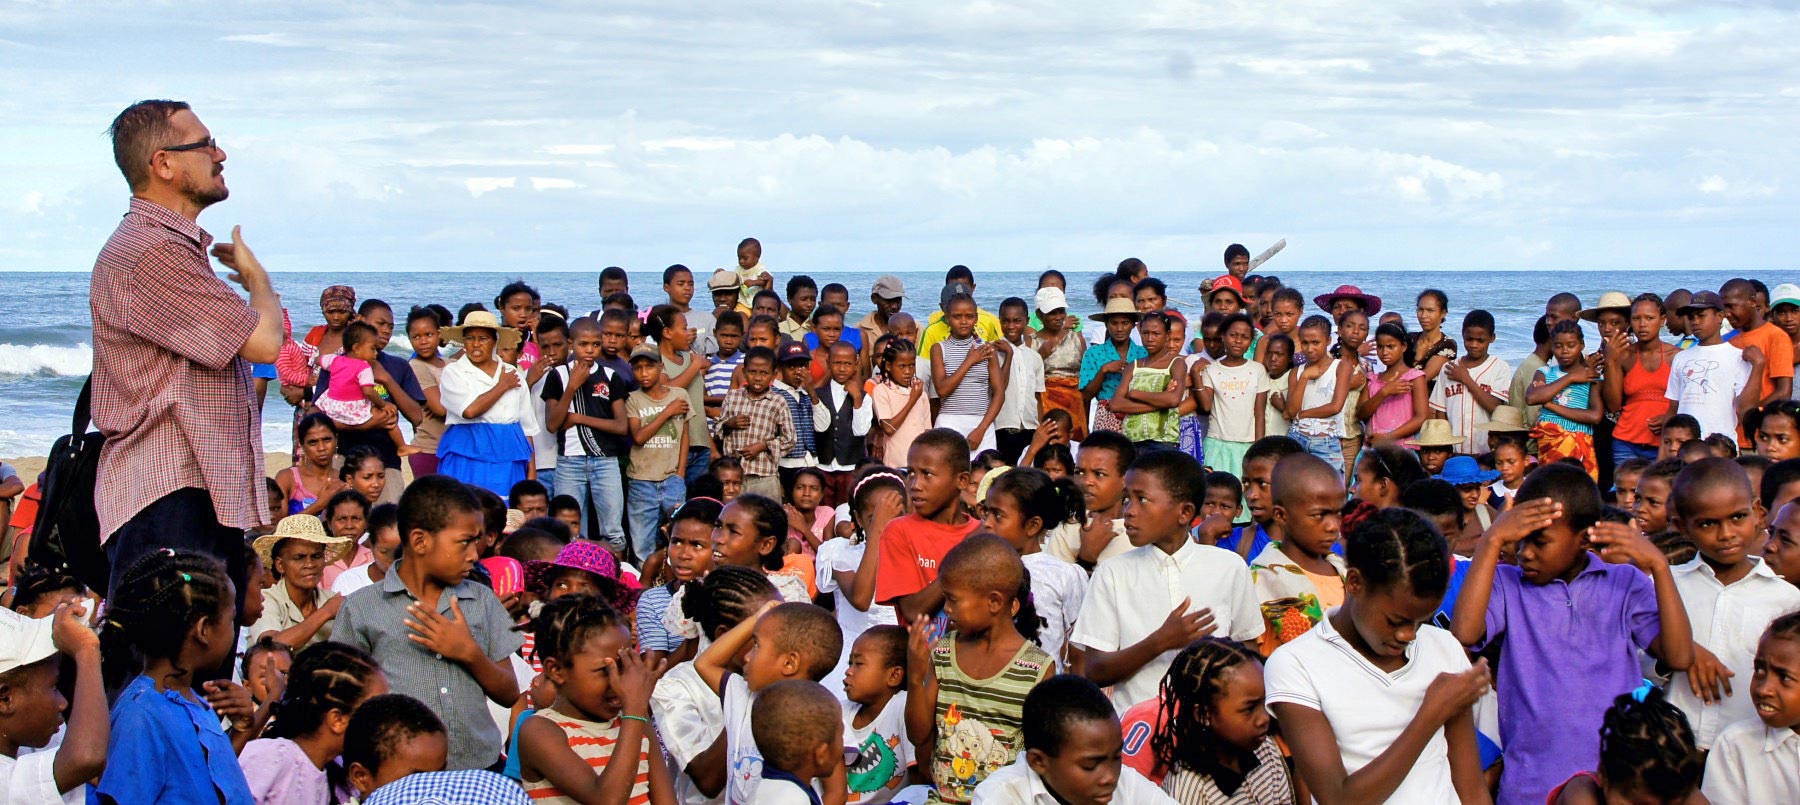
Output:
[363,770,530,805]
[89,198,267,541]
[712,387,795,477]
[774,381,817,465]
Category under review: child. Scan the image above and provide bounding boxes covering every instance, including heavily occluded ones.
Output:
[1614,457,1650,510]
[1198,313,1270,479]
[335,476,526,770]
[708,456,746,502]
[715,346,798,500]
[1437,455,1499,542]
[645,304,713,489]
[1529,320,1603,479]
[1219,436,1305,561]
[97,550,256,803]
[529,314,572,490]
[753,680,848,804]
[840,625,916,804]
[1269,508,1490,803]
[816,341,872,507]
[1667,290,1764,440]
[1702,611,1800,802]
[239,642,387,805]
[1416,420,1460,475]
[1044,431,1136,567]
[636,497,719,663]
[546,314,634,547]
[1431,309,1513,455]
[547,494,581,532]
[318,322,422,457]
[808,304,850,385]
[735,237,773,308]
[1659,413,1703,460]
[1665,458,1800,748]
[516,595,675,803]
[250,513,353,648]
[1199,471,1244,531]
[509,479,550,521]
[971,674,1175,804]
[1488,441,1529,510]
[982,467,1091,670]
[1072,450,1265,713]
[819,469,907,689]
[1768,501,1800,587]
[905,535,1054,802]
[1333,309,1374,471]
[1029,441,1075,481]
[1152,639,1294,804]
[1114,312,1184,452]
[525,541,641,615]
[626,343,691,565]
[344,693,530,804]
[994,297,1046,464]
[0,603,104,805]
[1634,458,1685,536]
[240,635,293,710]
[1352,444,1428,510]
[1261,332,1295,438]
[1359,321,1428,446]
[652,567,781,801]
[1286,315,1358,474]
[875,429,984,623]
[706,311,747,419]
[1252,454,1348,656]
[871,337,929,467]
[341,446,390,509]
[1451,462,1695,805]
[932,293,1008,455]
[784,275,818,341]
[1749,400,1800,462]
[713,493,813,603]
[699,602,846,803]
[1549,687,1704,804]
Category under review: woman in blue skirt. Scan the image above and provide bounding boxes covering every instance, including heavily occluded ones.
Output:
[437,310,539,496]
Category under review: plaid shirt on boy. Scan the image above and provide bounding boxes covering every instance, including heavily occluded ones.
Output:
[712,387,796,477]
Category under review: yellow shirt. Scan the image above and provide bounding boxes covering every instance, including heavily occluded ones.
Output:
[918,308,1004,357]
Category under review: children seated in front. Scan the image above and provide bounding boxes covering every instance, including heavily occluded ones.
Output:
[697,601,844,803]
[752,680,849,805]
[970,674,1175,804]
[344,693,531,805]
[1703,612,1800,802]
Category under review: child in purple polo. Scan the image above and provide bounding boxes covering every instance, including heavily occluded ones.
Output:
[1450,462,1694,805]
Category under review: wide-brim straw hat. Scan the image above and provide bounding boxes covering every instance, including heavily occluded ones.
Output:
[253,514,355,567]
[1579,291,1633,322]
[1478,406,1531,434]
[1414,419,1464,448]
[443,310,523,351]
[1087,297,1143,323]
[1313,285,1383,316]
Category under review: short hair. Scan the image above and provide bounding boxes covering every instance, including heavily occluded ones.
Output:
[343,694,446,775]
[340,321,379,354]
[661,264,691,285]
[495,280,541,308]
[1204,471,1243,507]
[1271,453,1342,509]
[548,494,581,515]
[1663,414,1702,438]
[1079,430,1137,472]
[1671,457,1754,520]
[1022,674,1117,754]
[1547,292,1582,314]
[741,345,777,369]
[1244,435,1304,468]
[811,304,844,325]
[738,237,761,251]
[109,99,192,191]
[752,289,782,309]
[520,517,573,543]
[598,266,628,288]
[1642,458,1685,487]
[946,265,975,284]
[1223,244,1250,264]
[397,475,483,539]
[1549,318,1584,343]
[998,296,1029,316]
[751,681,842,772]
[1344,507,1452,598]
[856,624,909,672]
[367,502,399,537]
[714,310,746,333]
[1516,462,1603,533]
[322,489,371,522]
[940,533,1027,596]
[508,479,549,507]
[1133,277,1167,300]
[1531,315,1551,346]
[1298,314,1332,336]
[598,307,635,330]
[1761,459,1800,510]
[762,603,845,681]
[1615,457,1652,480]
[1129,449,1205,511]
[1401,478,1463,523]
[499,525,570,564]
[910,428,973,475]
[1702,433,1739,459]
[470,486,506,537]
[786,275,817,299]
[1462,309,1496,334]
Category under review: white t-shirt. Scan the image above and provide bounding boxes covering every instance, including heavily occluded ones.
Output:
[1070,541,1265,712]
[652,662,724,805]
[1666,342,1752,439]
[1429,356,1514,454]
[1021,552,1088,671]
[1264,614,1471,804]
[757,776,818,805]
[972,755,1175,804]
[816,537,899,692]
[995,342,1045,431]
[1,746,85,805]
[842,693,914,804]
[722,674,765,805]
[1201,359,1271,443]
[528,371,559,470]
[330,563,378,598]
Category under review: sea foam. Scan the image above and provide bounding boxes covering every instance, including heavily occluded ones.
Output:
[0,343,93,377]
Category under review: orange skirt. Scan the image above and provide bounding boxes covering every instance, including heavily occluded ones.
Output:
[1042,376,1089,441]
[1532,420,1598,480]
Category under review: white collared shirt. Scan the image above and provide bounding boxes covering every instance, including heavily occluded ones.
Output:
[1703,719,1800,804]
[439,357,543,436]
[994,338,1045,431]
[1070,540,1265,712]
[1041,519,1133,566]
[971,755,1175,804]
[812,379,873,472]
[1669,557,1800,748]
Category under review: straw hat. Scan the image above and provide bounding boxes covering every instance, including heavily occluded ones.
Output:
[1087,297,1143,323]
[1414,419,1463,448]
[1478,406,1531,435]
[1313,285,1383,316]
[1579,291,1633,322]
[503,509,527,535]
[253,514,355,567]
[443,310,523,351]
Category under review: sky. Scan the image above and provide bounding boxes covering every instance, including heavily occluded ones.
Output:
[0,0,1795,274]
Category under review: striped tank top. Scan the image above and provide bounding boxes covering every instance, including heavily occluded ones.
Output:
[928,636,1053,804]
[522,707,653,803]
[938,335,991,417]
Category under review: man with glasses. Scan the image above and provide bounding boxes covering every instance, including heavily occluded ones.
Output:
[90,99,284,604]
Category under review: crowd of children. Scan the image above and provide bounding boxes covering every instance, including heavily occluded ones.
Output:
[9,247,1800,804]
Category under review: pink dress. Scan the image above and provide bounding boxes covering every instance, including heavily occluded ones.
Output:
[317,353,375,425]
[1366,367,1425,446]
[871,379,930,467]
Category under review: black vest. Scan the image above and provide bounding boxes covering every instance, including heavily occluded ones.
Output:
[814,383,867,468]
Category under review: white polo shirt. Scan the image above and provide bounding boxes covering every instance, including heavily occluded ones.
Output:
[1703,719,1800,804]
[971,755,1175,804]
[1668,557,1800,748]
[1070,540,1264,713]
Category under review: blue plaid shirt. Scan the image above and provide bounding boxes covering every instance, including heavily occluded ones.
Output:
[363,770,530,805]
[775,382,816,461]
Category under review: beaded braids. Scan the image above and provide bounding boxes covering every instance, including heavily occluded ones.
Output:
[1595,687,1702,798]
[524,593,628,668]
[1344,507,1452,599]
[100,548,234,691]
[267,642,385,741]
[1152,638,1265,778]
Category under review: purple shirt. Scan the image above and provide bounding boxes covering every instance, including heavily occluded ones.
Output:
[1477,552,1659,805]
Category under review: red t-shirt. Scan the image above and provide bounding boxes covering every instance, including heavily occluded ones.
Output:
[1119,697,1167,783]
[873,513,980,606]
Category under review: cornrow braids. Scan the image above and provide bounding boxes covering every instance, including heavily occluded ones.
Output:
[101,549,233,692]
[268,642,384,741]
[524,594,626,667]
[1344,507,1452,599]
[878,337,917,377]
[678,565,780,640]
[1596,687,1702,799]
[1152,638,1264,779]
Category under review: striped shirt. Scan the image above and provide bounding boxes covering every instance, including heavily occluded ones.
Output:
[929,636,1053,804]
[705,351,742,401]
[522,707,653,803]
[937,335,991,418]
[1159,736,1294,804]
[635,584,682,653]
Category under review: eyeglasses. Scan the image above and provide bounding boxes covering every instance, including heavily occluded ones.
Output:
[155,137,219,160]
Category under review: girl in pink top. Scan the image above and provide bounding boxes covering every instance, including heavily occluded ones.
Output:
[1358,322,1429,447]
[871,336,930,467]
[315,322,420,456]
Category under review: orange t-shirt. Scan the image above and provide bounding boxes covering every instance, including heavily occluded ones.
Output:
[873,513,980,606]
[1732,323,1794,444]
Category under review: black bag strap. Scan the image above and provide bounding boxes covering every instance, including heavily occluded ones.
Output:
[72,376,93,436]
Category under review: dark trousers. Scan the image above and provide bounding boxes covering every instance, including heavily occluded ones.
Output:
[996,428,1035,465]
[820,470,856,510]
[106,487,250,617]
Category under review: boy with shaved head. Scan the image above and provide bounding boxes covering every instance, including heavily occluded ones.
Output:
[1249,453,1348,655]
[1724,277,1795,414]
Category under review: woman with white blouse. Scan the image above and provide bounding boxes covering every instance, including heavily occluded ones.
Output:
[436,310,540,496]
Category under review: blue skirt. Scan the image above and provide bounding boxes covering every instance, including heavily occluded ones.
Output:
[438,422,532,498]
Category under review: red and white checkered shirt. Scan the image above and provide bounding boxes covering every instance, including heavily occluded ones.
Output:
[89,198,267,541]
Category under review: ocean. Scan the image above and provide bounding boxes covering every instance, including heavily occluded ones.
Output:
[0,269,1787,458]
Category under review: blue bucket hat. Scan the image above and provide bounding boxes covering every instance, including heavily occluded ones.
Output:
[1436,455,1500,487]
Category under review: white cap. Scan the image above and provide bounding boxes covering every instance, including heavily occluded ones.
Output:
[0,608,57,674]
[1035,287,1068,315]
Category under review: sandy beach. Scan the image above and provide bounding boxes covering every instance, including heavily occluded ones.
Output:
[2,452,297,486]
